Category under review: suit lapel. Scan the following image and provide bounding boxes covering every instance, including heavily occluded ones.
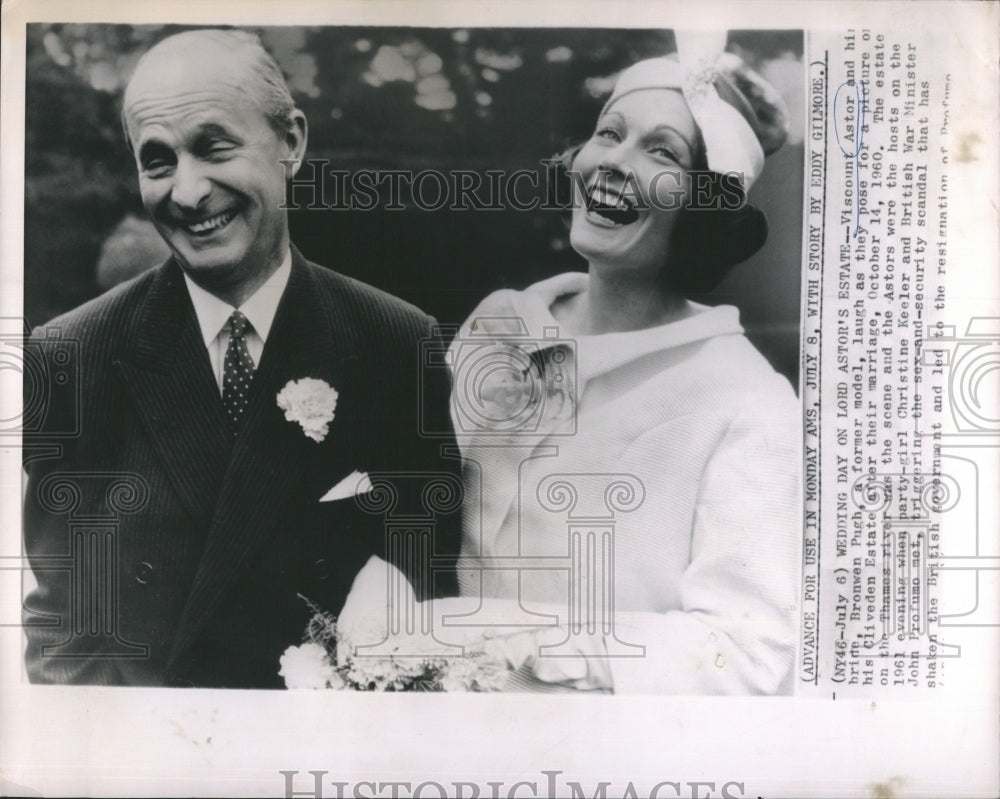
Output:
[116,261,234,526]
[167,250,359,667]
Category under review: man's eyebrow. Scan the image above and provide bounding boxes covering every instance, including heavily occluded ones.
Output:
[197,122,239,138]
[136,122,242,162]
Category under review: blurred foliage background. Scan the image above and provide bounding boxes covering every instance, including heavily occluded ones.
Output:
[24,24,803,383]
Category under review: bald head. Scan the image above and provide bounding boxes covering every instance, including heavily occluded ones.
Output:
[123,29,297,149]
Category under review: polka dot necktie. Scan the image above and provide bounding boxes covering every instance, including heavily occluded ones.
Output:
[222,310,255,432]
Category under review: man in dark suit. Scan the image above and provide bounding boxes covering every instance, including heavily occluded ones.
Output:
[22,29,460,688]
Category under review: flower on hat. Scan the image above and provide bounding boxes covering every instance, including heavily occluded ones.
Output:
[600,31,790,193]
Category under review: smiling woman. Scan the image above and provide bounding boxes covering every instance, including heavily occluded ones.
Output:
[566,89,700,302]
[450,36,803,694]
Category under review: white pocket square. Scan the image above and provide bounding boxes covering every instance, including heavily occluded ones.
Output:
[319,470,373,502]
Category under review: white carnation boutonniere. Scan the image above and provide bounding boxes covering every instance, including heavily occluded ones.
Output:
[276,378,338,442]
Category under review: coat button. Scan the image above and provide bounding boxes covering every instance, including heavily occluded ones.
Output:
[134,561,154,584]
[312,558,330,581]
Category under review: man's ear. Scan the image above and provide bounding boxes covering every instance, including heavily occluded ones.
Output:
[283,109,309,178]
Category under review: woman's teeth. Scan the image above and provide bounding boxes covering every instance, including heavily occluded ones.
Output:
[587,186,639,226]
[186,209,236,234]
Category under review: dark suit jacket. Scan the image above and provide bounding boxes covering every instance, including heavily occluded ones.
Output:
[22,247,461,688]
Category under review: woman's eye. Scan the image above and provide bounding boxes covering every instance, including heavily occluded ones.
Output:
[596,127,622,142]
[651,145,679,161]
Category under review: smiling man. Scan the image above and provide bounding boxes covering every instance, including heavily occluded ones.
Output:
[22,29,461,688]
[122,32,301,307]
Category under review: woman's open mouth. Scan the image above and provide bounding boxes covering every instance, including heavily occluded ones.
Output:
[585,184,639,227]
[182,209,238,236]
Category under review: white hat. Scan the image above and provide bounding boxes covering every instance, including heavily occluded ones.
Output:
[601,32,789,193]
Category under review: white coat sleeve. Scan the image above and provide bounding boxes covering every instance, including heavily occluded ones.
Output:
[607,396,803,694]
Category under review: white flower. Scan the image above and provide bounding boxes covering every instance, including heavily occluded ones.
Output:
[279,642,343,689]
[286,559,519,691]
[438,651,508,693]
[277,378,338,442]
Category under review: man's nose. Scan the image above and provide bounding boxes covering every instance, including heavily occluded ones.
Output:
[169,156,211,211]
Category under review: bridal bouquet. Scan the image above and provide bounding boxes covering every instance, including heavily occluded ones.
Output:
[279,557,510,691]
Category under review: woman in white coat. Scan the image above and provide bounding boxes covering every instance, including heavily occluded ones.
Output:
[449,40,802,694]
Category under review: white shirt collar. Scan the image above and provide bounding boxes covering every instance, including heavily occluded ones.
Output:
[183,251,292,345]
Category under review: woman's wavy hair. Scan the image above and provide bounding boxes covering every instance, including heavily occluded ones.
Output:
[549,141,769,296]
